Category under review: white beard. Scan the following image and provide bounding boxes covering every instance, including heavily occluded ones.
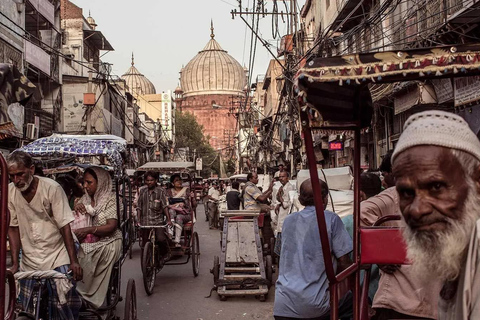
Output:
[403,187,480,282]
[16,174,33,192]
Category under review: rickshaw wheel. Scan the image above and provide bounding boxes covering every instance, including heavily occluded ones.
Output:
[219,295,227,301]
[259,294,267,302]
[270,238,276,261]
[191,231,200,277]
[265,255,273,286]
[212,255,220,283]
[124,279,137,320]
[142,242,156,295]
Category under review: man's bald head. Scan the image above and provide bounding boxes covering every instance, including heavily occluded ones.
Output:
[299,178,328,207]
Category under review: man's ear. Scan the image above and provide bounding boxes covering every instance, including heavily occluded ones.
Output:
[360,191,367,202]
[474,164,480,194]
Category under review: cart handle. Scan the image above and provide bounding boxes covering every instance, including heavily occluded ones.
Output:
[222,211,261,217]
[138,226,167,229]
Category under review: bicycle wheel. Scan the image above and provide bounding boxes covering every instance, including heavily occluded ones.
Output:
[142,242,156,295]
[124,279,137,320]
[191,231,200,277]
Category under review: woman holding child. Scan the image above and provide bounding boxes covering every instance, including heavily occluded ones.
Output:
[73,166,122,308]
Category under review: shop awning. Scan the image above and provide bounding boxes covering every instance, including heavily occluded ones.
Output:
[84,30,114,51]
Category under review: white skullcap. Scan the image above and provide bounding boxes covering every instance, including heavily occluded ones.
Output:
[391,110,480,165]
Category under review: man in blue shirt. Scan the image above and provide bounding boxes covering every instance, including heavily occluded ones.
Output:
[274,178,353,320]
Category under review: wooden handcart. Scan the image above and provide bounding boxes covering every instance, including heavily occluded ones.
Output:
[211,211,273,301]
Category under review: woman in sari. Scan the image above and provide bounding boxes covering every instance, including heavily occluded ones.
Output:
[73,166,122,308]
[167,173,196,247]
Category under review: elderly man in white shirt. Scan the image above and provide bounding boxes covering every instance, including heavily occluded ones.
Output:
[7,150,82,319]
[274,171,295,256]
[207,183,221,229]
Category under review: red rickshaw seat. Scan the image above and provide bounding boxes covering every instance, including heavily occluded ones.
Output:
[183,221,193,231]
[360,227,409,265]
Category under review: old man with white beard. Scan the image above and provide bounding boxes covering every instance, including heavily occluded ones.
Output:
[391,110,480,319]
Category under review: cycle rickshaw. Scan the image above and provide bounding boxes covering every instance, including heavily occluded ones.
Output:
[293,44,480,319]
[12,134,138,320]
[135,161,200,295]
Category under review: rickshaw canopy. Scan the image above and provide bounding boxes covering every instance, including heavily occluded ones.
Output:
[296,44,480,128]
[136,161,195,173]
[20,134,126,174]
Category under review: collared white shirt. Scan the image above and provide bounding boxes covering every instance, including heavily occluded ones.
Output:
[9,176,74,271]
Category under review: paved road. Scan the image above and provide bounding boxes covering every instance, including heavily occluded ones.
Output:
[119,203,275,320]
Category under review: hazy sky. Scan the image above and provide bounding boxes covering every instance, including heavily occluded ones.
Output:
[77,0,305,92]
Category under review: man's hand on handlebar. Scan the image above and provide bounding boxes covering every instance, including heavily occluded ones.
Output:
[8,263,19,274]
[69,262,83,281]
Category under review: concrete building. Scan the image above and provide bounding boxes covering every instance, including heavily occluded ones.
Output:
[0,0,62,149]
[299,0,480,169]
[60,0,127,138]
[175,23,247,152]
[121,54,173,160]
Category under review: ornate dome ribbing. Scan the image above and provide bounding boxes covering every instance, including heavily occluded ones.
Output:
[121,53,156,96]
[180,23,247,97]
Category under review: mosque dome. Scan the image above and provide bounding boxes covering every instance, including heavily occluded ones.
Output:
[180,23,247,98]
[86,12,97,30]
[121,53,156,96]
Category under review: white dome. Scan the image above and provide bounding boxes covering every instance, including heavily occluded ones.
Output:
[121,54,156,96]
[180,25,247,98]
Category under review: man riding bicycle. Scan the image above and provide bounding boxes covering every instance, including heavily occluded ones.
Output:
[135,171,170,256]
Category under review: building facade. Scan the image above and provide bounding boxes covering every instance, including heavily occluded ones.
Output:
[299,0,480,169]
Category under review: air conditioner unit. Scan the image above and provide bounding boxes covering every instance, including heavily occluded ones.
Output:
[26,123,38,140]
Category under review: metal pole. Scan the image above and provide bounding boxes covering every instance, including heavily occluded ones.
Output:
[0,154,10,318]
[86,59,93,134]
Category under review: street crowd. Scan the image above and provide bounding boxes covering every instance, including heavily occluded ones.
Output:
[4,109,480,319]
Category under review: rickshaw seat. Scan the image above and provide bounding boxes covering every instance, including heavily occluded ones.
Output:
[360,227,409,265]
[360,215,409,265]
[183,221,193,231]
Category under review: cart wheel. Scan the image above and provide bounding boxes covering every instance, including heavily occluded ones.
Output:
[266,255,273,285]
[219,295,227,301]
[212,255,220,284]
[128,223,135,259]
[270,237,276,260]
[191,232,200,277]
[259,294,267,302]
[124,279,137,320]
[142,242,156,295]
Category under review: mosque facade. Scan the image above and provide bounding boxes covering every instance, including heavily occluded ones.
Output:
[175,24,247,152]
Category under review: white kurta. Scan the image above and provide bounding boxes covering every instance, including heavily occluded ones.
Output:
[439,219,480,319]
[8,177,74,271]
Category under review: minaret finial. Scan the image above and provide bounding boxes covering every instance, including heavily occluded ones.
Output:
[88,10,91,17]
[131,52,134,66]
[210,20,215,39]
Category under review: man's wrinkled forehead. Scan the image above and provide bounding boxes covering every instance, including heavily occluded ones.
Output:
[7,161,30,173]
[393,145,464,181]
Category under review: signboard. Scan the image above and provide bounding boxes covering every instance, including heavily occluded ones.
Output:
[62,83,87,132]
[454,76,480,107]
[329,142,343,151]
[160,91,173,140]
[196,158,203,171]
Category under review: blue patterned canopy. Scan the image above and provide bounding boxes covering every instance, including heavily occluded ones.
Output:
[20,134,126,174]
